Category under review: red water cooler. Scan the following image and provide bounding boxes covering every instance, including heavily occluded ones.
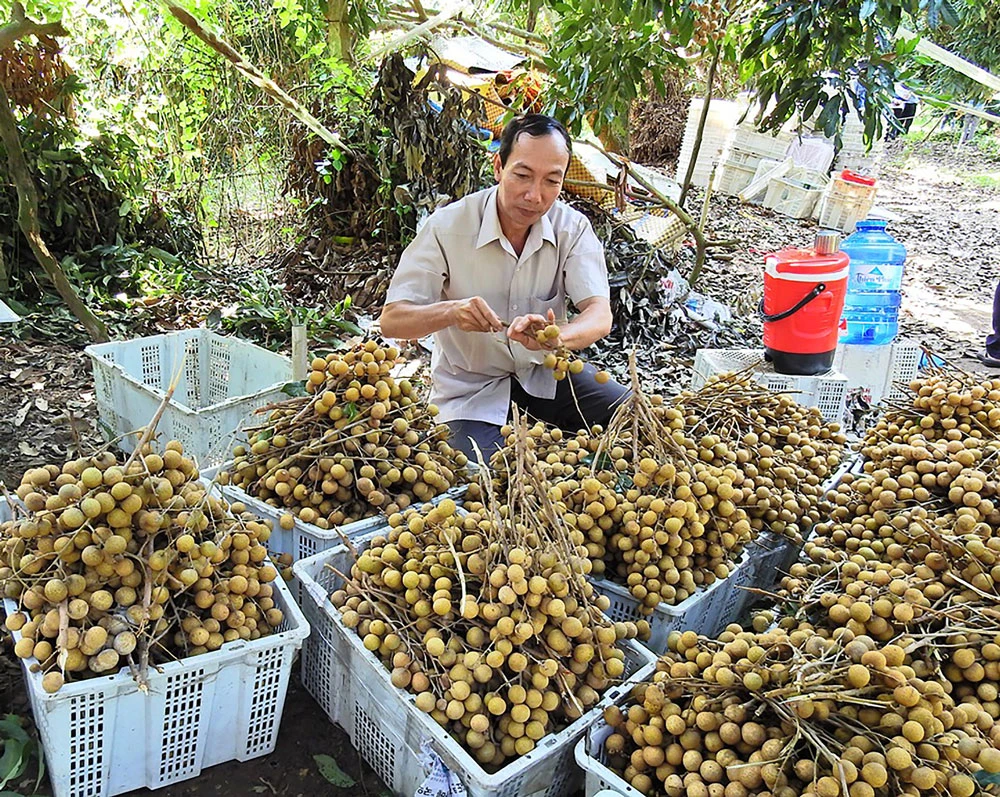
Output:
[762,231,850,375]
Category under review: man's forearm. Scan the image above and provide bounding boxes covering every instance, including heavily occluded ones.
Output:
[380,301,456,340]
[559,302,613,351]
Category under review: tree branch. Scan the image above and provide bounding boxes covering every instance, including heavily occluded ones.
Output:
[0,85,108,340]
[0,2,67,51]
[679,46,721,207]
[164,2,353,155]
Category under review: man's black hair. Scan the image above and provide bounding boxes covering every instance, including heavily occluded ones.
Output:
[497,114,572,167]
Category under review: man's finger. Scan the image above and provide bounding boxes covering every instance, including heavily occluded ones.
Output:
[472,296,503,330]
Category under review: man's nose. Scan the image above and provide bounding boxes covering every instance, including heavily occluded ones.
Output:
[524,181,542,203]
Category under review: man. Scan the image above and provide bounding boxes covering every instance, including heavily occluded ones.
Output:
[379,114,627,459]
[887,83,917,141]
[978,282,1000,369]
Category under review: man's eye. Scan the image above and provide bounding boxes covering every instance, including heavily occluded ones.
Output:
[547,179,561,186]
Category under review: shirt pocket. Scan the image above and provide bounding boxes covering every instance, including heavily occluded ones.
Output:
[528,291,566,319]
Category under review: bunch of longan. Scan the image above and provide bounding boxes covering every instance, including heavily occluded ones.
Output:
[224,339,468,529]
[329,497,643,770]
[2,442,284,693]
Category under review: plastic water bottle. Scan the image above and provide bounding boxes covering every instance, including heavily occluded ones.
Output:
[838,219,906,345]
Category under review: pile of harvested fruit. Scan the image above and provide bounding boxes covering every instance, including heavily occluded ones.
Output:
[671,372,847,542]
[483,369,845,613]
[326,422,645,769]
[220,340,468,528]
[1,441,285,692]
[598,623,1000,797]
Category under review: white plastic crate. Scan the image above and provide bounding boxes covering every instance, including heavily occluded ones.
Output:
[731,126,792,160]
[676,98,745,188]
[85,330,292,468]
[590,553,750,654]
[691,349,849,423]
[207,478,467,600]
[833,340,921,405]
[834,149,880,176]
[815,176,878,233]
[763,175,825,219]
[293,540,656,797]
[575,720,647,797]
[715,161,757,197]
[2,561,309,797]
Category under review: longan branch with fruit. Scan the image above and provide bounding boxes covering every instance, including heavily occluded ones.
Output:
[219,340,469,529]
[1,441,285,693]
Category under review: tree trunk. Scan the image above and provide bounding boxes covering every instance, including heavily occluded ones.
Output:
[0,244,8,296]
[679,47,721,208]
[327,0,352,63]
[0,85,108,341]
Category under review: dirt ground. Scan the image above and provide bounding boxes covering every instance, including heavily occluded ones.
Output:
[1,129,999,796]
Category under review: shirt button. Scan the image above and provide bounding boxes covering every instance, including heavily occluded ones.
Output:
[512,305,518,311]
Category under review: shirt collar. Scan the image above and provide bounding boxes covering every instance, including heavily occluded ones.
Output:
[476,186,557,250]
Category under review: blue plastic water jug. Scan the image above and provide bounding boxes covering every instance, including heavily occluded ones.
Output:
[838,218,906,345]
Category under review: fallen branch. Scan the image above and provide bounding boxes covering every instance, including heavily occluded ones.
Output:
[0,84,108,341]
[164,2,353,155]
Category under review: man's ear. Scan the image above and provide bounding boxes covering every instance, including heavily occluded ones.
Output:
[493,152,503,182]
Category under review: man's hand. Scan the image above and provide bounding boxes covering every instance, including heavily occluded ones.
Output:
[450,297,505,333]
[507,309,560,351]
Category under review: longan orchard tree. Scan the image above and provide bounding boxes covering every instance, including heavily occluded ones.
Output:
[540,0,960,182]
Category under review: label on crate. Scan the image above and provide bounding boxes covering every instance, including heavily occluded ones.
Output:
[416,740,468,797]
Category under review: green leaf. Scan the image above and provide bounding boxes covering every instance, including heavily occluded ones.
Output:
[859,0,877,19]
[281,381,309,397]
[344,402,358,421]
[313,754,355,788]
[0,738,26,790]
[119,199,133,217]
[0,717,29,747]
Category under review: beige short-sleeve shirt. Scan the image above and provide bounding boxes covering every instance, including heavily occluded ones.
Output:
[385,186,609,426]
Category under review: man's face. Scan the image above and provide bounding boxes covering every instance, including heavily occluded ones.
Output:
[493,132,570,231]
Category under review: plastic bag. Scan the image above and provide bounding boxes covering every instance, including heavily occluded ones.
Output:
[415,740,468,797]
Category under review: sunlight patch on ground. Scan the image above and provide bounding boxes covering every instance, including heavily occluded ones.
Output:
[902,277,991,343]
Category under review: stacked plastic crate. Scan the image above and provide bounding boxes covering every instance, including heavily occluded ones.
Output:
[833,114,884,175]
[815,170,879,233]
[714,125,793,197]
[676,98,746,189]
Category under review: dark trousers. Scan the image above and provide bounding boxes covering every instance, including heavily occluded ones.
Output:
[886,103,917,140]
[449,362,629,462]
[988,282,1000,359]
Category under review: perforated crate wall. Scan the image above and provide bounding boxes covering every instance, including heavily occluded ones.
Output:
[763,179,823,219]
[887,342,921,403]
[3,561,308,797]
[731,127,792,160]
[692,349,848,423]
[85,330,291,467]
[590,554,749,654]
[715,161,757,197]
[575,723,647,797]
[294,542,656,797]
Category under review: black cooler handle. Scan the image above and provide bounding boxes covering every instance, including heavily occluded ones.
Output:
[758,282,826,323]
